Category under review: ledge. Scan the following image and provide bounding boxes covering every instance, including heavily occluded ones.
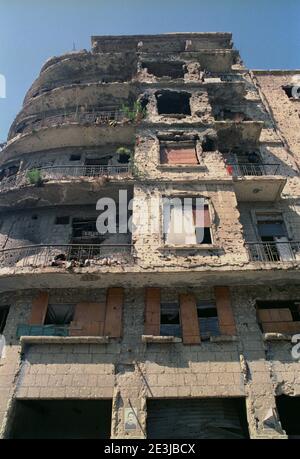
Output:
[142,335,182,344]
[263,333,293,342]
[159,244,219,251]
[20,336,111,346]
[210,335,237,343]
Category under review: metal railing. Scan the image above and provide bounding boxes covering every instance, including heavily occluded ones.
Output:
[227,163,280,177]
[0,164,131,192]
[14,109,125,136]
[246,241,300,262]
[0,244,133,268]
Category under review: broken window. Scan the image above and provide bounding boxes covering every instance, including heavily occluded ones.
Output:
[256,300,300,334]
[147,398,249,439]
[164,198,212,245]
[276,395,300,439]
[215,109,251,122]
[9,399,112,439]
[142,61,185,79]
[44,304,75,326]
[160,140,198,165]
[0,163,20,182]
[0,306,9,334]
[202,136,216,152]
[256,213,292,262]
[282,85,300,100]
[156,91,191,116]
[197,301,220,340]
[71,218,105,244]
[160,302,181,337]
[70,154,81,161]
[84,157,111,176]
[55,216,70,225]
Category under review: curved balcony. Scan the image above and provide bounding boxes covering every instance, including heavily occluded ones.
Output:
[0,244,133,269]
[11,109,126,139]
[0,165,132,209]
[226,162,286,201]
[10,82,135,139]
[2,123,135,163]
[246,241,300,263]
[24,52,138,103]
[0,164,131,192]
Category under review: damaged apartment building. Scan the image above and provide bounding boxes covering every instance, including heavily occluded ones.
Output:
[0,32,300,439]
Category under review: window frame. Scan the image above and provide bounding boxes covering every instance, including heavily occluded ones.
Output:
[161,195,214,247]
[160,301,181,337]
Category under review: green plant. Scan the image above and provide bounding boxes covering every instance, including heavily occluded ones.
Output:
[26,169,43,186]
[116,147,131,164]
[121,100,146,123]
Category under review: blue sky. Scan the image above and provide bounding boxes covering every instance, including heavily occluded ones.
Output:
[0,0,299,142]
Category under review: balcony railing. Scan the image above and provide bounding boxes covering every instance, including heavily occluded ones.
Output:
[14,109,125,136]
[0,244,133,268]
[246,241,300,262]
[0,165,131,192]
[227,163,280,177]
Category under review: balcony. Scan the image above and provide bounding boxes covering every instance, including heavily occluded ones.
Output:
[13,110,125,138]
[246,241,300,263]
[0,244,133,269]
[226,163,286,201]
[0,164,131,193]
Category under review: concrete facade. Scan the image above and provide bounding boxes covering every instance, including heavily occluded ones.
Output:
[0,33,299,439]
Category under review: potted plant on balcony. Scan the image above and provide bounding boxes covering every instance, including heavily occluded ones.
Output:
[116,147,131,164]
[26,169,43,186]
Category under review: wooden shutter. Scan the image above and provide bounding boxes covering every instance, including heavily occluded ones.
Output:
[214,287,236,335]
[180,293,200,344]
[144,288,160,335]
[70,302,106,336]
[161,147,198,165]
[29,292,49,325]
[257,308,293,323]
[104,288,124,338]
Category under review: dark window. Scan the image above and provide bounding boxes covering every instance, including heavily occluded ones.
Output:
[202,136,216,152]
[156,91,191,116]
[197,227,212,244]
[193,204,212,244]
[84,158,109,166]
[215,109,251,122]
[142,61,185,79]
[31,215,38,220]
[197,301,220,340]
[44,304,75,326]
[55,216,70,225]
[283,86,292,98]
[0,306,9,333]
[282,86,295,99]
[71,218,104,244]
[276,395,300,439]
[160,302,181,337]
[70,154,81,161]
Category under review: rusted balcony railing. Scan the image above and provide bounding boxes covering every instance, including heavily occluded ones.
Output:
[0,164,130,192]
[246,241,300,262]
[227,163,280,177]
[14,109,125,136]
[0,244,133,268]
